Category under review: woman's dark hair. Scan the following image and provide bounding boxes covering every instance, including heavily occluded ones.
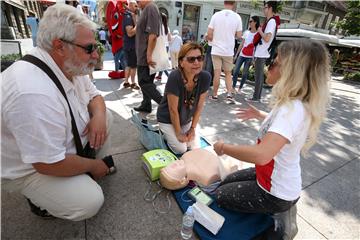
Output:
[249,16,260,30]
[161,13,169,35]
[264,1,278,13]
[178,42,204,79]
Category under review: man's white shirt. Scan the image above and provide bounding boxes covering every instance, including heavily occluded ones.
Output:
[254,18,276,58]
[208,9,242,56]
[1,47,99,179]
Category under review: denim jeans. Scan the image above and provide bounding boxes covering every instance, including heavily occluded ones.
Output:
[114,48,125,71]
[232,56,252,89]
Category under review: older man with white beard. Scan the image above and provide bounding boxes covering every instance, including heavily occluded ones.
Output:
[1,4,114,221]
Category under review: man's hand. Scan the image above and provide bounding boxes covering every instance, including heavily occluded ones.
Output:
[82,114,107,149]
[147,55,156,68]
[89,159,109,180]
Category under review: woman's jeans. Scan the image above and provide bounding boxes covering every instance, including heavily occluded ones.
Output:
[232,56,252,89]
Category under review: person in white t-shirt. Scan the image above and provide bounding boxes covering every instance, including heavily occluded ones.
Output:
[207,1,242,103]
[98,28,107,45]
[169,29,183,69]
[1,4,114,221]
[213,39,331,239]
[250,1,278,101]
[232,16,259,92]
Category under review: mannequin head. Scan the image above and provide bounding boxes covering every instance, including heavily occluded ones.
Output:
[160,159,189,190]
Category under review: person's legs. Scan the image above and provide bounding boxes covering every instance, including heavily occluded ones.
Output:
[239,58,252,89]
[136,66,162,112]
[32,35,37,47]
[222,56,234,95]
[253,57,266,100]
[211,55,222,98]
[114,49,122,71]
[123,50,130,87]
[118,49,126,71]
[232,56,246,89]
[159,122,187,154]
[205,46,214,81]
[220,167,256,185]
[21,173,104,221]
[170,51,177,69]
[174,51,179,68]
[129,68,138,87]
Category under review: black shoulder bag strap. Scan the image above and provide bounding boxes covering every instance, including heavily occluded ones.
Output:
[21,54,87,157]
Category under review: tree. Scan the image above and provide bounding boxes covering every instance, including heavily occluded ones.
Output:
[334,0,360,36]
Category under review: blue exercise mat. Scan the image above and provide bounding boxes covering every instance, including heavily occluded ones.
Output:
[173,187,273,240]
[172,137,273,240]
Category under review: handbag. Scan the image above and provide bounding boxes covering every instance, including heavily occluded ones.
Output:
[149,23,170,75]
[130,110,167,150]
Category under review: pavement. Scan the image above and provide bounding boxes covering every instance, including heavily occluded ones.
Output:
[1,47,359,240]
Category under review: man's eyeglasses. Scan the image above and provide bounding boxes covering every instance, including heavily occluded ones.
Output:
[61,39,98,54]
[185,55,204,63]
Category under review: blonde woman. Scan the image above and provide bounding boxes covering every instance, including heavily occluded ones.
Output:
[213,39,330,239]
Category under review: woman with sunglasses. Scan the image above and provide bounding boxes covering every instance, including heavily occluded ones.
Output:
[232,16,260,93]
[157,42,211,154]
[213,39,331,239]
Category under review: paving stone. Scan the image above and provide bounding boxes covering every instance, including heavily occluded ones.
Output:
[87,150,185,240]
[297,158,360,239]
[1,190,85,240]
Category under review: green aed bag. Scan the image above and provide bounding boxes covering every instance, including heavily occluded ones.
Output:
[142,149,178,181]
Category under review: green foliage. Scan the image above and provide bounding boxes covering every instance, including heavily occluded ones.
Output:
[1,53,21,62]
[334,0,360,36]
[344,72,360,82]
[250,0,285,13]
[96,41,106,56]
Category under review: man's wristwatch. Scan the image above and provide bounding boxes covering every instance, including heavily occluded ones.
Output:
[102,155,116,174]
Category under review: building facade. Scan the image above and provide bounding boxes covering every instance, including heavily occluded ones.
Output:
[155,0,347,42]
[1,0,55,40]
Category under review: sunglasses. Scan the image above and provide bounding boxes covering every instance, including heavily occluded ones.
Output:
[184,55,204,63]
[268,59,280,70]
[61,39,98,54]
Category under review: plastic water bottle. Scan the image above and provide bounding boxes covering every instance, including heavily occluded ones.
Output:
[181,206,195,239]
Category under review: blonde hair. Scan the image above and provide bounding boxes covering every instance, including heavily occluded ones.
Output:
[270,39,331,154]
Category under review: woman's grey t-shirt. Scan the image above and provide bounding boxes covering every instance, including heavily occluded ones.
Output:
[157,69,211,126]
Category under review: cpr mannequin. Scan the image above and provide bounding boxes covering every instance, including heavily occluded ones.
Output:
[160,148,221,190]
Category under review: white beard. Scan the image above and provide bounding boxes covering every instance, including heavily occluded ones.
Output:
[64,55,97,76]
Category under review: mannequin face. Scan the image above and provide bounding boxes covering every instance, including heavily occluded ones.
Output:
[166,160,186,179]
[160,160,189,190]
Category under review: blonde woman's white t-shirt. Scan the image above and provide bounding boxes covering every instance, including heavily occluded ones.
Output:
[256,100,310,201]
